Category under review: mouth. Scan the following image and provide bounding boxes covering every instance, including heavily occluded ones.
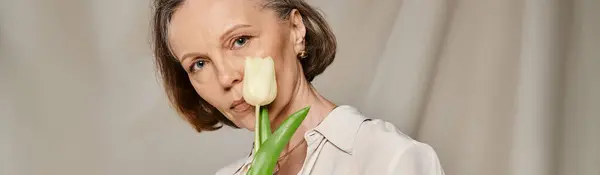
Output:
[230,98,252,113]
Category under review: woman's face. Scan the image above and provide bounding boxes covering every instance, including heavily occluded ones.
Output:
[168,0,306,130]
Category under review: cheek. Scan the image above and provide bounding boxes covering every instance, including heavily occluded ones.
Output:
[267,30,302,108]
[190,75,255,128]
[189,77,225,109]
[271,52,301,105]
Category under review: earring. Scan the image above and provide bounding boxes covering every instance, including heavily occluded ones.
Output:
[297,51,308,59]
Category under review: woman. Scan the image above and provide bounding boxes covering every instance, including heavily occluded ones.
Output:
[151,0,445,174]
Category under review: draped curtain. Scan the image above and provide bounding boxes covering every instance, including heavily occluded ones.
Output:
[1,0,598,175]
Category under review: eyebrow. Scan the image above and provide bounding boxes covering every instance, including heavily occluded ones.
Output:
[179,24,251,63]
[180,52,208,63]
[219,24,252,43]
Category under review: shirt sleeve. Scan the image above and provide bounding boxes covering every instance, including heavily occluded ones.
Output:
[387,142,445,175]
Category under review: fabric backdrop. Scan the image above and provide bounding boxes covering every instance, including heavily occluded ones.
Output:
[1,0,598,175]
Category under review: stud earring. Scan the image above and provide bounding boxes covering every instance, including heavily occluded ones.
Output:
[297,51,308,59]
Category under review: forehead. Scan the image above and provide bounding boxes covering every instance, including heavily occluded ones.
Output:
[168,0,268,54]
[173,0,261,24]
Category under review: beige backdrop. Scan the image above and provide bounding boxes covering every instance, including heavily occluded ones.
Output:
[1,0,599,175]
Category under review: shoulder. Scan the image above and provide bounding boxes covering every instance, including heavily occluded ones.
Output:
[319,105,434,156]
[353,119,444,174]
[352,118,422,158]
[355,118,417,149]
[215,158,247,175]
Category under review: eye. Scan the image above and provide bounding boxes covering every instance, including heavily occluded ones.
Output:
[189,60,206,72]
[232,36,250,49]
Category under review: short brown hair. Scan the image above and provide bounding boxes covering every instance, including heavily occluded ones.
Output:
[151,0,337,132]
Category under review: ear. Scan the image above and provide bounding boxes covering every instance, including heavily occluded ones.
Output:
[289,9,306,53]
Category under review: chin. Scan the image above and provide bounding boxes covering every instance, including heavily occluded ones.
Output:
[231,112,256,131]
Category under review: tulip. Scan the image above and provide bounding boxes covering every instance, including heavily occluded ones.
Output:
[243,56,277,106]
[242,56,310,175]
[243,56,277,152]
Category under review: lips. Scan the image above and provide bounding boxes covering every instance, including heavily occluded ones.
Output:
[231,99,251,113]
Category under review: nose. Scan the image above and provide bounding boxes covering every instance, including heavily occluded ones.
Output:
[215,59,242,90]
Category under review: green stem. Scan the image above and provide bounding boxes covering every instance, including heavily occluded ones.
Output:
[254,105,261,153]
[259,106,271,145]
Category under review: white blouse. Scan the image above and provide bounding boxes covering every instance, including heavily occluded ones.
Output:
[216,105,445,175]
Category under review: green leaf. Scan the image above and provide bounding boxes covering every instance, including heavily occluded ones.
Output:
[247,106,310,175]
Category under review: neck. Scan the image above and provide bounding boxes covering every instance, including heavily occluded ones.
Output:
[270,74,336,152]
